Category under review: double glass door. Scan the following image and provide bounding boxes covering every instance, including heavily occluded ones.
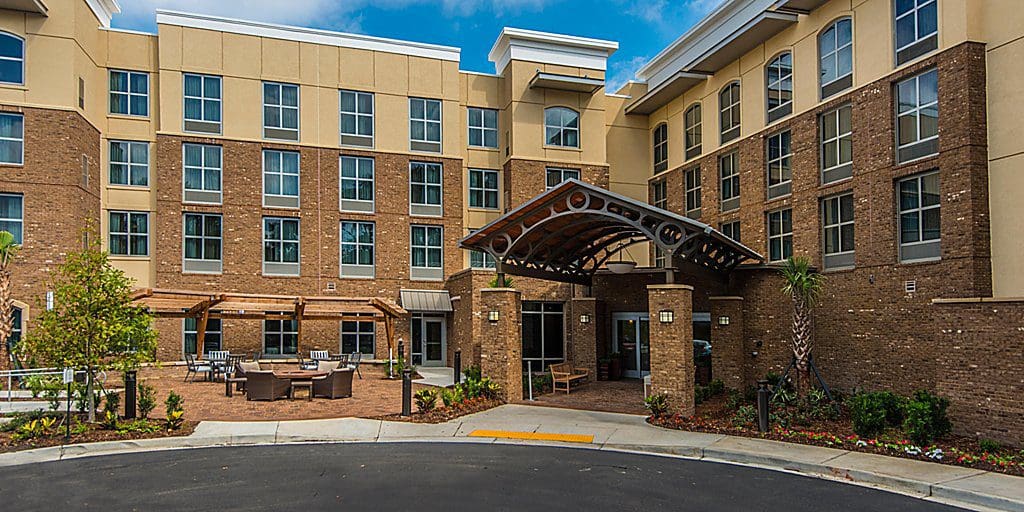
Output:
[613,313,650,378]
[411,314,445,366]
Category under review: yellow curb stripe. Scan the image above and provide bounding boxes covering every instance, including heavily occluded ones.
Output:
[468,429,594,444]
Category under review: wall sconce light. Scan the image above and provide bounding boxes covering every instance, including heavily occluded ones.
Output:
[717,316,730,326]
[579,314,591,324]
[488,310,500,322]
[658,309,674,323]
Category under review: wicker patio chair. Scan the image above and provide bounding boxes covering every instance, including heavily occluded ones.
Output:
[312,368,354,399]
[245,370,291,401]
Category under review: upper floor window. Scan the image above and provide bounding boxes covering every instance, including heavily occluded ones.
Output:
[410,224,443,281]
[263,149,300,209]
[263,217,300,276]
[822,193,855,269]
[766,131,792,199]
[719,82,741,143]
[340,90,374,147]
[410,161,443,217]
[468,169,499,210]
[898,170,940,262]
[109,70,149,117]
[410,97,442,153]
[109,140,149,187]
[819,18,853,98]
[183,213,222,274]
[0,193,23,243]
[340,220,375,279]
[895,0,938,65]
[721,220,741,243]
[0,112,23,165]
[767,208,793,262]
[109,211,149,257]
[719,151,740,212]
[544,107,579,148]
[0,32,24,85]
[546,167,580,189]
[182,143,222,204]
[821,105,853,183]
[340,156,374,213]
[766,52,793,122]
[684,103,702,160]
[684,167,701,219]
[263,82,299,141]
[652,123,668,173]
[468,107,498,149]
[183,73,221,134]
[896,69,938,163]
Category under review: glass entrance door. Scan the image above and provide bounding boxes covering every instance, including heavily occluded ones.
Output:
[411,314,446,367]
[613,313,650,378]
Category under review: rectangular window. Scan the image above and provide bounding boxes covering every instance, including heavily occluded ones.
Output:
[896,69,939,163]
[340,90,374,147]
[263,217,300,276]
[719,152,740,211]
[766,53,794,122]
[684,167,701,219]
[263,82,299,141]
[684,105,702,160]
[109,141,149,187]
[468,169,499,209]
[182,143,222,204]
[0,193,23,243]
[898,171,940,262]
[339,156,374,213]
[652,124,668,173]
[410,162,443,217]
[721,220,740,243]
[184,317,222,355]
[341,319,375,355]
[183,73,221,134]
[263,149,300,209]
[767,208,793,262]
[720,82,741,144]
[340,221,375,278]
[546,167,580,190]
[822,193,855,269]
[0,112,23,165]
[109,70,149,117]
[411,224,443,281]
[651,179,667,267]
[766,131,792,199]
[470,250,496,269]
[521,301,565,371]
[410,97,442,153]
[468,107,498,149]
[264,317,298,355]
[895,0,938,65]
[109,211,149,257]
[821,105,853,183]
[183,213,222,274]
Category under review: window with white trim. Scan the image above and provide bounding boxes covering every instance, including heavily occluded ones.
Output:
[184,317,222,355]
[895,0,938,65]
[652,123,668,173]
[410,97,442,152]
[819,18,853,98]
[0,112,23,165]
[896,69,938,163]
[766,52,793,122]
[821,105,853,183]
[340,156,374,212]
[684,167,701,219]
[898,171,940,262]
[468,107,498,149]
[767,208,792,262]
[0,193,23,243]
[719,82,741,143]
[183,213,221,274]
[546,167,580,190]
[264,317,298,355]
[340,221,374,278]
[684,103,702,160]
[263,149,300,209]
[109,211,148,257]
[470,250,496,270]
[822,193,855,269]
[182,143,222,204]
[109,141,149,187]
[410,224,443,280]
[263,217,300,275]
[766,131,792,199]
[340,90,374,147]
[468,169,499,209]
[109,70,149,117]
[183,73,221,133]
[410,161,443,216]
[719,151,740,212]
[544,107,579,148]
[721,220,740,243]
[0,32,23,85]
[263,82,299,140]
[342,319,375,355]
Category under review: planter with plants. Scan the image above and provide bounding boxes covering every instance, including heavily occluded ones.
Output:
[378,365,504,423]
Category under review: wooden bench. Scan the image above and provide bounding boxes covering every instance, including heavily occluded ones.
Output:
[549,363,589,394]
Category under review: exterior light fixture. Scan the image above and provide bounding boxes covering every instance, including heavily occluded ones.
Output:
[46,290,54,311]
[579,313,591,324]
[658,309,674,323]
[717,316,730,326]
[488,310,500,322]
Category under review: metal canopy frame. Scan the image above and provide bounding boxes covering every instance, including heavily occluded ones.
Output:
[459,179,763,285]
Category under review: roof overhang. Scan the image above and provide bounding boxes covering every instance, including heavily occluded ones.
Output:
[488,26,618,74]
[772,0,830,14]
[529,71,605,94]
[688,11,798,74]
[86,0,119,27]
[1,0,49,16]
[625,71,710,115]
[400,289,453,313]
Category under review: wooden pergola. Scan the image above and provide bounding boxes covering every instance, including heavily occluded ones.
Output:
[131,288,408,357]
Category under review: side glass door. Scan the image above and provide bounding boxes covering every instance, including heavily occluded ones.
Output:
[424,317,444,365]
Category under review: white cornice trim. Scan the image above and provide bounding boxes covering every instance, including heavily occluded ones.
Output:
[85,0,120,27]
[488,26,618,74]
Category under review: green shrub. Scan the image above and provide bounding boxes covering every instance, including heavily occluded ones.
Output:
[440,386,465,407]
[849,391,904,438]
[11,416,56,441]
[480,378,500,399]
[102,392,120,430]
[73,383,101,413]
[902,390,951,445]
[137,383,157,420]
[644,393,670,417]
[731,405,757,428]
[463,365,482,382]
[979,439,1002,454]
[772,386,797,406]
[725,389,745,410]
[115,419,161,435]
[0,411,49,433]
[414,388,438,413]
[695,379,725,404]
[165,391,185,430]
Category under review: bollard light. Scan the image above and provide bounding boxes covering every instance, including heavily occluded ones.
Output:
[488,310,500,322]
[658,309,674,323]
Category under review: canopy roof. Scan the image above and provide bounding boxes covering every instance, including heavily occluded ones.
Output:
[131,288,407,322]
[460,179,763,285]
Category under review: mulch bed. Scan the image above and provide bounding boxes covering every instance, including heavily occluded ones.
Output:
[375,397,503,423]
[0,419,197,454]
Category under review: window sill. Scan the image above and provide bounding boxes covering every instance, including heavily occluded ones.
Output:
[822,265,855,274]
[261,273,302,278]
[0,83,26,91]
[895,150,939,168]
[107,184,150,191]
[262,203,301,211]
[339,274,375,280]
[340,208,376,215]
[468,146,500,152]
[109,255,150,260]
[899,256,942,266]
[467,207,500,213]
[107,113,150,121]
[543,145,583,153]
[0,162,24,167]
[182,270,222,276]
[764,192,792,205]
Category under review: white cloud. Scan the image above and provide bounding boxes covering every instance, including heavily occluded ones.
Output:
[606,54,648,94]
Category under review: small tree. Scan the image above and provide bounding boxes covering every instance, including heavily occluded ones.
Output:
[0,230,20,366]
[779,257,825,395]
[19,237,156,422]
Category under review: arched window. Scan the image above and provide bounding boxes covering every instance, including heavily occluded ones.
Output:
[544,107,579,148]
[766,52,793,122]
[684,103,702,160]
[0,32,24,85]
[719,82,741,144]
[819,18,853,98]
[652,123,668,173]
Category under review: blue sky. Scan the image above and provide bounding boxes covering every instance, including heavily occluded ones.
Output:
[111,0,723,92]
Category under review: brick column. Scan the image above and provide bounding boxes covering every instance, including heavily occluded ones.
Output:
[479,288,523,402]
[710,296,745,390]
[648,284,694,416]
[569,297,598,376]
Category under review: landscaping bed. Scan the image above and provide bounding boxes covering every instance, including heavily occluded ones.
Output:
[0,413,196,454]
[377,397,503,423]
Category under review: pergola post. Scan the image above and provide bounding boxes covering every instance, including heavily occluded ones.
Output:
[195,307,209,358]
[648,284,695,416]
[294,298,306,354]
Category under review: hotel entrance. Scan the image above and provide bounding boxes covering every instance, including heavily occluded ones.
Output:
[612,312,650,379]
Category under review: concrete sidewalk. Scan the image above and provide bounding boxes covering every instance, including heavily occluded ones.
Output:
[0,404,1019,511]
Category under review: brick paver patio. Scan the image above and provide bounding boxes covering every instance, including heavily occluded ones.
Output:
[527,379,647,415]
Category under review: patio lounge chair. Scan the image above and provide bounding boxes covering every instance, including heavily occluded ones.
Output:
[549,362,589,394]
[312,368,354,399]
[226,361,260,396]
[347,352,363,379]
[184,353,212,382]
[245,370,291,401]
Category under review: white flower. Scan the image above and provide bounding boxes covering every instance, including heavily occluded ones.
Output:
[905,446,922,456]
[855,440,868,447]
[926,448,944,460]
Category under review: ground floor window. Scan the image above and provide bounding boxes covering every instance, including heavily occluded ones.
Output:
[341,319,375,355]
[522,301,564,371]
[264,316,298,355]
[183,317,222,355]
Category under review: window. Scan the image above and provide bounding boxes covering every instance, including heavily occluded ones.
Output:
[109,141,148,187]
[410,225,443,280]
[183,213,222,274]
[896,69,939,163]
[895,0,938,65]
[684,167,701,219]
[721,220,740,242]
[340,90,373,147]
[342,319,375,355]
[263,150,300,208]
[410,97,442,152]
[109,70,149,116]
[109,211,148,256]
[470,250,496,269]
[652,123,668,173]
[823,193,855,269]
[766,52,793,122]
[767,208,793,262]
[544,107,579,148]
[0,112,23,165]
[182,143,222,204]
[819,18,853,98]
[7,307,21,351]
[719,82,741,143]
[684,104,702,160]
[546,167,580,189]
[468,107,498,149]
[651,179,667,267]
[263,82,299,141]
[184,317,222,355]
[821,105,853,183]
[264,317,298,355]
[263,217,300,276]
[766,131,792,199]
[521,301,564,371]
[0,193,23,243]
[719,152,740,211]
[410,162,443,216]
[898,171,940,262]
[340,156,374,212]
[340,221,374,278]
[468,169,499,209]
[183,73,221,133]
[0,32,23,85]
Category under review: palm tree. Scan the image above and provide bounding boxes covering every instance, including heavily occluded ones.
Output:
[0,231,19,367]
[779,256,824,394]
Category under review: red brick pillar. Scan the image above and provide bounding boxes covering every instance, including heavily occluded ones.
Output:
[710,296,745,390]
[479,288,523,402]
[569,297,598,376]
[648,284,695,416]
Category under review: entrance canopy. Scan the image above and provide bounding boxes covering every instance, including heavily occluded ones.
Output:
[460,180,762,285]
